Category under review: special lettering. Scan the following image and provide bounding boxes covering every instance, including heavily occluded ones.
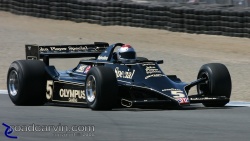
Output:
[115,67,135,79]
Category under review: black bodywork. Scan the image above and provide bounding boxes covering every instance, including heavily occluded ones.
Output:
[25,42,229,108]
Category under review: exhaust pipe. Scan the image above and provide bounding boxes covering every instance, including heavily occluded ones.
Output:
[121,99,133,107]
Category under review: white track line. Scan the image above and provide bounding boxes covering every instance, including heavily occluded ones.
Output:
[0,89,249,107]
[0,90,8,94]
[226,101,250,107]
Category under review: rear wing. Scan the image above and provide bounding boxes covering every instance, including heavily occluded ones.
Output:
[25,42,109,65]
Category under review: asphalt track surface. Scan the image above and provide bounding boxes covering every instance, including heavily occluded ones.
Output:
[0,94,250,141]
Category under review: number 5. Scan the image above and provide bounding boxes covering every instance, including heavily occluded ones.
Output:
[46,80,53,100]
[171,90,185,98]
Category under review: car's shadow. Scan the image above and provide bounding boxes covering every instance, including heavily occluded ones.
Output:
[45,103,245,111]
[112,106,244,111]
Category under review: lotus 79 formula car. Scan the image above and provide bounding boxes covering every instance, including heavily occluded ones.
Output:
[7,42,232,110]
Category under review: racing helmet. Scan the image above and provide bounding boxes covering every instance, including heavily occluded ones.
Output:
[117,44,136,60]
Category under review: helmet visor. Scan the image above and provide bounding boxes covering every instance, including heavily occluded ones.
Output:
[119,52,136,59]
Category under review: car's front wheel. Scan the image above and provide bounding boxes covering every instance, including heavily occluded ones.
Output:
[197,63,232,107]
[85,66,118,110]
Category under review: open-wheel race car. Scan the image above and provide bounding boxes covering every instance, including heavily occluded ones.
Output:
[7,42,232,110]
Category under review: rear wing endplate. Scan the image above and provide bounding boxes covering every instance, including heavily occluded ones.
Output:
[25,42,109,65]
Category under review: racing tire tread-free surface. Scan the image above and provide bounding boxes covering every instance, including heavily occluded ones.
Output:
[7,60,47,106]
[85,66,118,110]
[197,63,232,107]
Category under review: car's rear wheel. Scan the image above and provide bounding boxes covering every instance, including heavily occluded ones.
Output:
[85,66,118,110]
[7,60,47,105]
[197,63,232,107]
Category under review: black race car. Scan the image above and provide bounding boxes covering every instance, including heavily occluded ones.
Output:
[7,42,232,110]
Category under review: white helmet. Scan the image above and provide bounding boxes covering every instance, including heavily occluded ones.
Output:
[117,44,136,60]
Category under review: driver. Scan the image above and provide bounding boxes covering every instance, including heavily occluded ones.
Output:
[116,44,136,61]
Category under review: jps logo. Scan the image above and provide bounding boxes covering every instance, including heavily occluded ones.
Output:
[115,67,135,79]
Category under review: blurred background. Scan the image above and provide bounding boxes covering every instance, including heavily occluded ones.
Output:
[140,0,250,7]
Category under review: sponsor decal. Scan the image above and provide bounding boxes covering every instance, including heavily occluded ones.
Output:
[97,56,108,60]
[39,47,49,52]
[47,81,86,103]
[142,64,163,79]
[68,46,88,51]
[39,46,89,52]
[115,67,135,79]
[84,66,91,73]
[145,74,164,79]
[75,64,88,73]
[190,97,217,100]
[145,66,162,74]
[177,98,190,104]
[162,88,181,92]
[59,89,85,103]
[142,63,155,66]
[50,47,67,51]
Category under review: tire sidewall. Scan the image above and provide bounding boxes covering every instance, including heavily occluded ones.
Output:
[85,67,105,109]
[7,60,47,105]
[7,62,25,104]
[197,63,232,107]
[197,63,232,97]
[85,73,99,109]
[85,66,118,110]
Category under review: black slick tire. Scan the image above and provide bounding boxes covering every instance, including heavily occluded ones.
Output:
[197,63,232,107]
[85,66,118,110]
[7,60,47,105]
